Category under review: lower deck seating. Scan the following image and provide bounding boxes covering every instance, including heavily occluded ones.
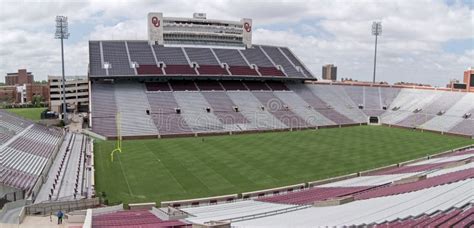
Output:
[374,204,473,228]
[92,210,187,228]
[252,92,310,128]
[146,92,193,135]
[201,92,250,125]
[257,186,372,205]
[355,168,474,200]
[0,116,64,193]
[448,119,474,136]
[90,82,473,137]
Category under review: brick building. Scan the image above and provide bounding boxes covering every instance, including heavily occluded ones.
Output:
[3,69,49,104]
[26,84,49,102]
[5,69,33,85]
[464,68,474,92]
[0,85,19,103]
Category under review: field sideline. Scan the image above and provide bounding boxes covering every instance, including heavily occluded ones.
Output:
[93,125,472,205]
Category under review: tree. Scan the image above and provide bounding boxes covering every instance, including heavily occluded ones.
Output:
[32,95,43,107]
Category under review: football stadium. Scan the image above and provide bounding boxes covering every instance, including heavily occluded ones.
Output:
[1,8,474,228]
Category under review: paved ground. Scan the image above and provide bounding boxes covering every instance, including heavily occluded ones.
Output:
[1,215,83,228]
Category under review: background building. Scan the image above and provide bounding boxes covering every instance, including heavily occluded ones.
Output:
[0,86,19,103]
[5,69,33,85]
[48,75,89,113]
[322,64,337,81]
[26,84,49,103]
[464,67,474,92]
[446,79,467,90]
[2,69,49,105]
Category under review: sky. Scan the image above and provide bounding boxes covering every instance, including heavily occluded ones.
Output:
[0,0,472,86]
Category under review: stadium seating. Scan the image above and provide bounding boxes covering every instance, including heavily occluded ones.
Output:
[309,84,368,123]
[244,81,271,90]
[288,84,356,124]
[0,110,64,192]
[127,42,155,64]
[370,162,454,175]
[102,41,135,76]
[91,83,118,137]
[184,47,220,65]
[169,80,198,91]
[373,204,473,227]
[220,80,248,90]
[196,65,229,75]
[355,168,474,200]
[228,66,260,76]
[257,67,286,77]
[195,80,224,91]
[146,92,193,135]
[381,89,444,124]
[364,88,385,116]
[229,169,473,227]
[136,65,164,75]
[252,92,310,128]
[92,209,187,227]
[261,45,304,78]
[201,91,250,125]
[0,110,32,134]
[422,93,474,132]
[258,186,372,205]
[272,91,335,126]
[90,41,310,78]
[153,45,188,65]
[145,82,171,91]
[183,200,297,225]
[114,83,159,136]
[279,47,313,77]
[265,81,289,91]
[395,91,465,128]
[213,48,249,66]
[449,119,474,136]
[88,41,107,76]
[90,82,474,138]
[226,91,288,130]
[173,91,225,132]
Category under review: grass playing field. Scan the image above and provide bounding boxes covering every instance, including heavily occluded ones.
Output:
[94,125,472,205]
[5,107,45,121]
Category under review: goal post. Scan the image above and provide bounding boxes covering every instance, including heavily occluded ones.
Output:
[110,112,122,162]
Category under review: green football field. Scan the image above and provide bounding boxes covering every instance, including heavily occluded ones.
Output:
[5,107,45,121]
[93,125,472,205]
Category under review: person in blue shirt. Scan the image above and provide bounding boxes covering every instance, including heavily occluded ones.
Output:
[56,210,64,224]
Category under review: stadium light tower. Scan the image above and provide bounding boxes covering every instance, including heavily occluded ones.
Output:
[55,16,70,121]
[371,21,382,84]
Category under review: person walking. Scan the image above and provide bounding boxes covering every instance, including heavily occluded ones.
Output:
[57,210,64,224]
